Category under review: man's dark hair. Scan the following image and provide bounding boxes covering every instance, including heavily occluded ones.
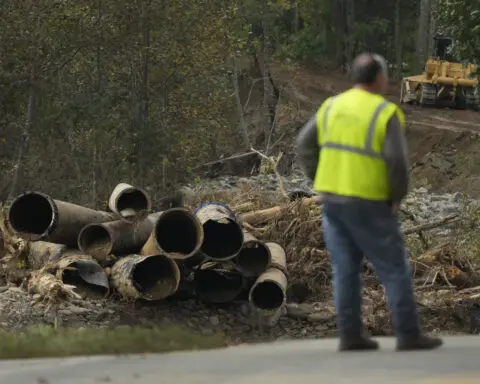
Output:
[350,53,386,84]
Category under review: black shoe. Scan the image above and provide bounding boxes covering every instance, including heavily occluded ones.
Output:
[339,336,379,352]
[396,335,443,351]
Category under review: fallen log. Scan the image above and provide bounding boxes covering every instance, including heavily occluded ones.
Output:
[403,214,460,235]
[240,198,459,237]
[239,196,322,225]
[7,191,116,246]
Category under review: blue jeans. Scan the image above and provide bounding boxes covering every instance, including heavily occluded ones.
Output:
[322,200,421,339]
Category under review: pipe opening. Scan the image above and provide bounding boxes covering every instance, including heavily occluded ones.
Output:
[236,243,271,277]
[155,210,202,258]
[78,225,112,258]
[61,261,109,298]
[250,280,285,310]
[116,190,149,214]
[8,193,54,237]
[201,220,243,260]
[195,269,243,303]
[132,255,178,298]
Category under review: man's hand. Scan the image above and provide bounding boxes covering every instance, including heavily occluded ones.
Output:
[391,202,400,214]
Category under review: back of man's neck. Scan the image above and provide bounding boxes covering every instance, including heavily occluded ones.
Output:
[353,84,378,94]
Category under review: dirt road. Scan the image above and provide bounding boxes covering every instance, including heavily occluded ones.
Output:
[1,336,479,383]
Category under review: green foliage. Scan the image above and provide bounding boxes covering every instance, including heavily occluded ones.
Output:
[0,325,226,359]
[437,0,480,62]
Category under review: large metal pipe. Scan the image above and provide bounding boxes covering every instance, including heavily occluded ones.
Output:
[7,191,116,246]
[140,208,203,260]
[194,262,244,303]
[235,231,271,277]
[27,241,67,269]
[108,183,152,222]
[78,213,161,262]
[27,241,109,297]
[265,241,287,273]
[247,243,288,327]
[55,253,110,297]
[111,254,180,301]
[195,202,244,261]
[249,267,288,316]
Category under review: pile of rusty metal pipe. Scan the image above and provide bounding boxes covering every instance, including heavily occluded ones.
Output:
[6,186,288,318]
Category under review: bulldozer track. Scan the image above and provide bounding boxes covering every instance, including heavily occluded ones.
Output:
[419,84,437,106]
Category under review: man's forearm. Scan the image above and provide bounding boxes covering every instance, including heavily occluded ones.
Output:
[295,115,320,181]
[383,113,410,203]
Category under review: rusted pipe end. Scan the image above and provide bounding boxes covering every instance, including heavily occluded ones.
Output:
[236,240,271,278]
[152,208,204,260]
[132,254,180,300]
[194,267,244,304]
[112,254,180,301]
[249,268,287,313]
[78,224,113,261]
[108,183,152,220]
[195,203,244,261]
[7,191,57,241]
[57,253,110,298]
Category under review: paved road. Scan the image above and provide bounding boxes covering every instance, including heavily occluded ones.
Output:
[1,336,479,383]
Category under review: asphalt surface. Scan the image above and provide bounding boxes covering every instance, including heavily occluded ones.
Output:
[1,336,479,383]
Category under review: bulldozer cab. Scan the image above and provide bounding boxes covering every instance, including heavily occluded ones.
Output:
[433,36,454,61]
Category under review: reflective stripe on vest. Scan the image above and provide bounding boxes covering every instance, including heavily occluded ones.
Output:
[322,99,390,159]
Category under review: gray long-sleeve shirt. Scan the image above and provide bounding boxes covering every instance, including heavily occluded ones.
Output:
[295,110,409,203]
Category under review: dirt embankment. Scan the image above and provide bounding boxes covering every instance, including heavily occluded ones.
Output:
[271,64,480,197]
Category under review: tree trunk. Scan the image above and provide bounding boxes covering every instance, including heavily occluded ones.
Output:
[8,69,37,200]
[92,0,103,207]
[334,0,352,71]
[232,56,251,149]
[294,3,300,33]
[415,0,431,73]
[334,0,346,68]
[135,0,150,184]
[262,18,271,128]
[428,0,437,56]
[394,0,403,80]
[345,0,354,66]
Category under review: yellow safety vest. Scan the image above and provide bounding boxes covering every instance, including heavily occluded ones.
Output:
[313,88,405,200]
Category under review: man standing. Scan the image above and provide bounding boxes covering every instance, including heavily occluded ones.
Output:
[295,53,443,352]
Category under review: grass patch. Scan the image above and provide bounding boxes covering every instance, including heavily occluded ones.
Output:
[0,325,227,359]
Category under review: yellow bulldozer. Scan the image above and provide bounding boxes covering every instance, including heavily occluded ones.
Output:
[400,36,479,110]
